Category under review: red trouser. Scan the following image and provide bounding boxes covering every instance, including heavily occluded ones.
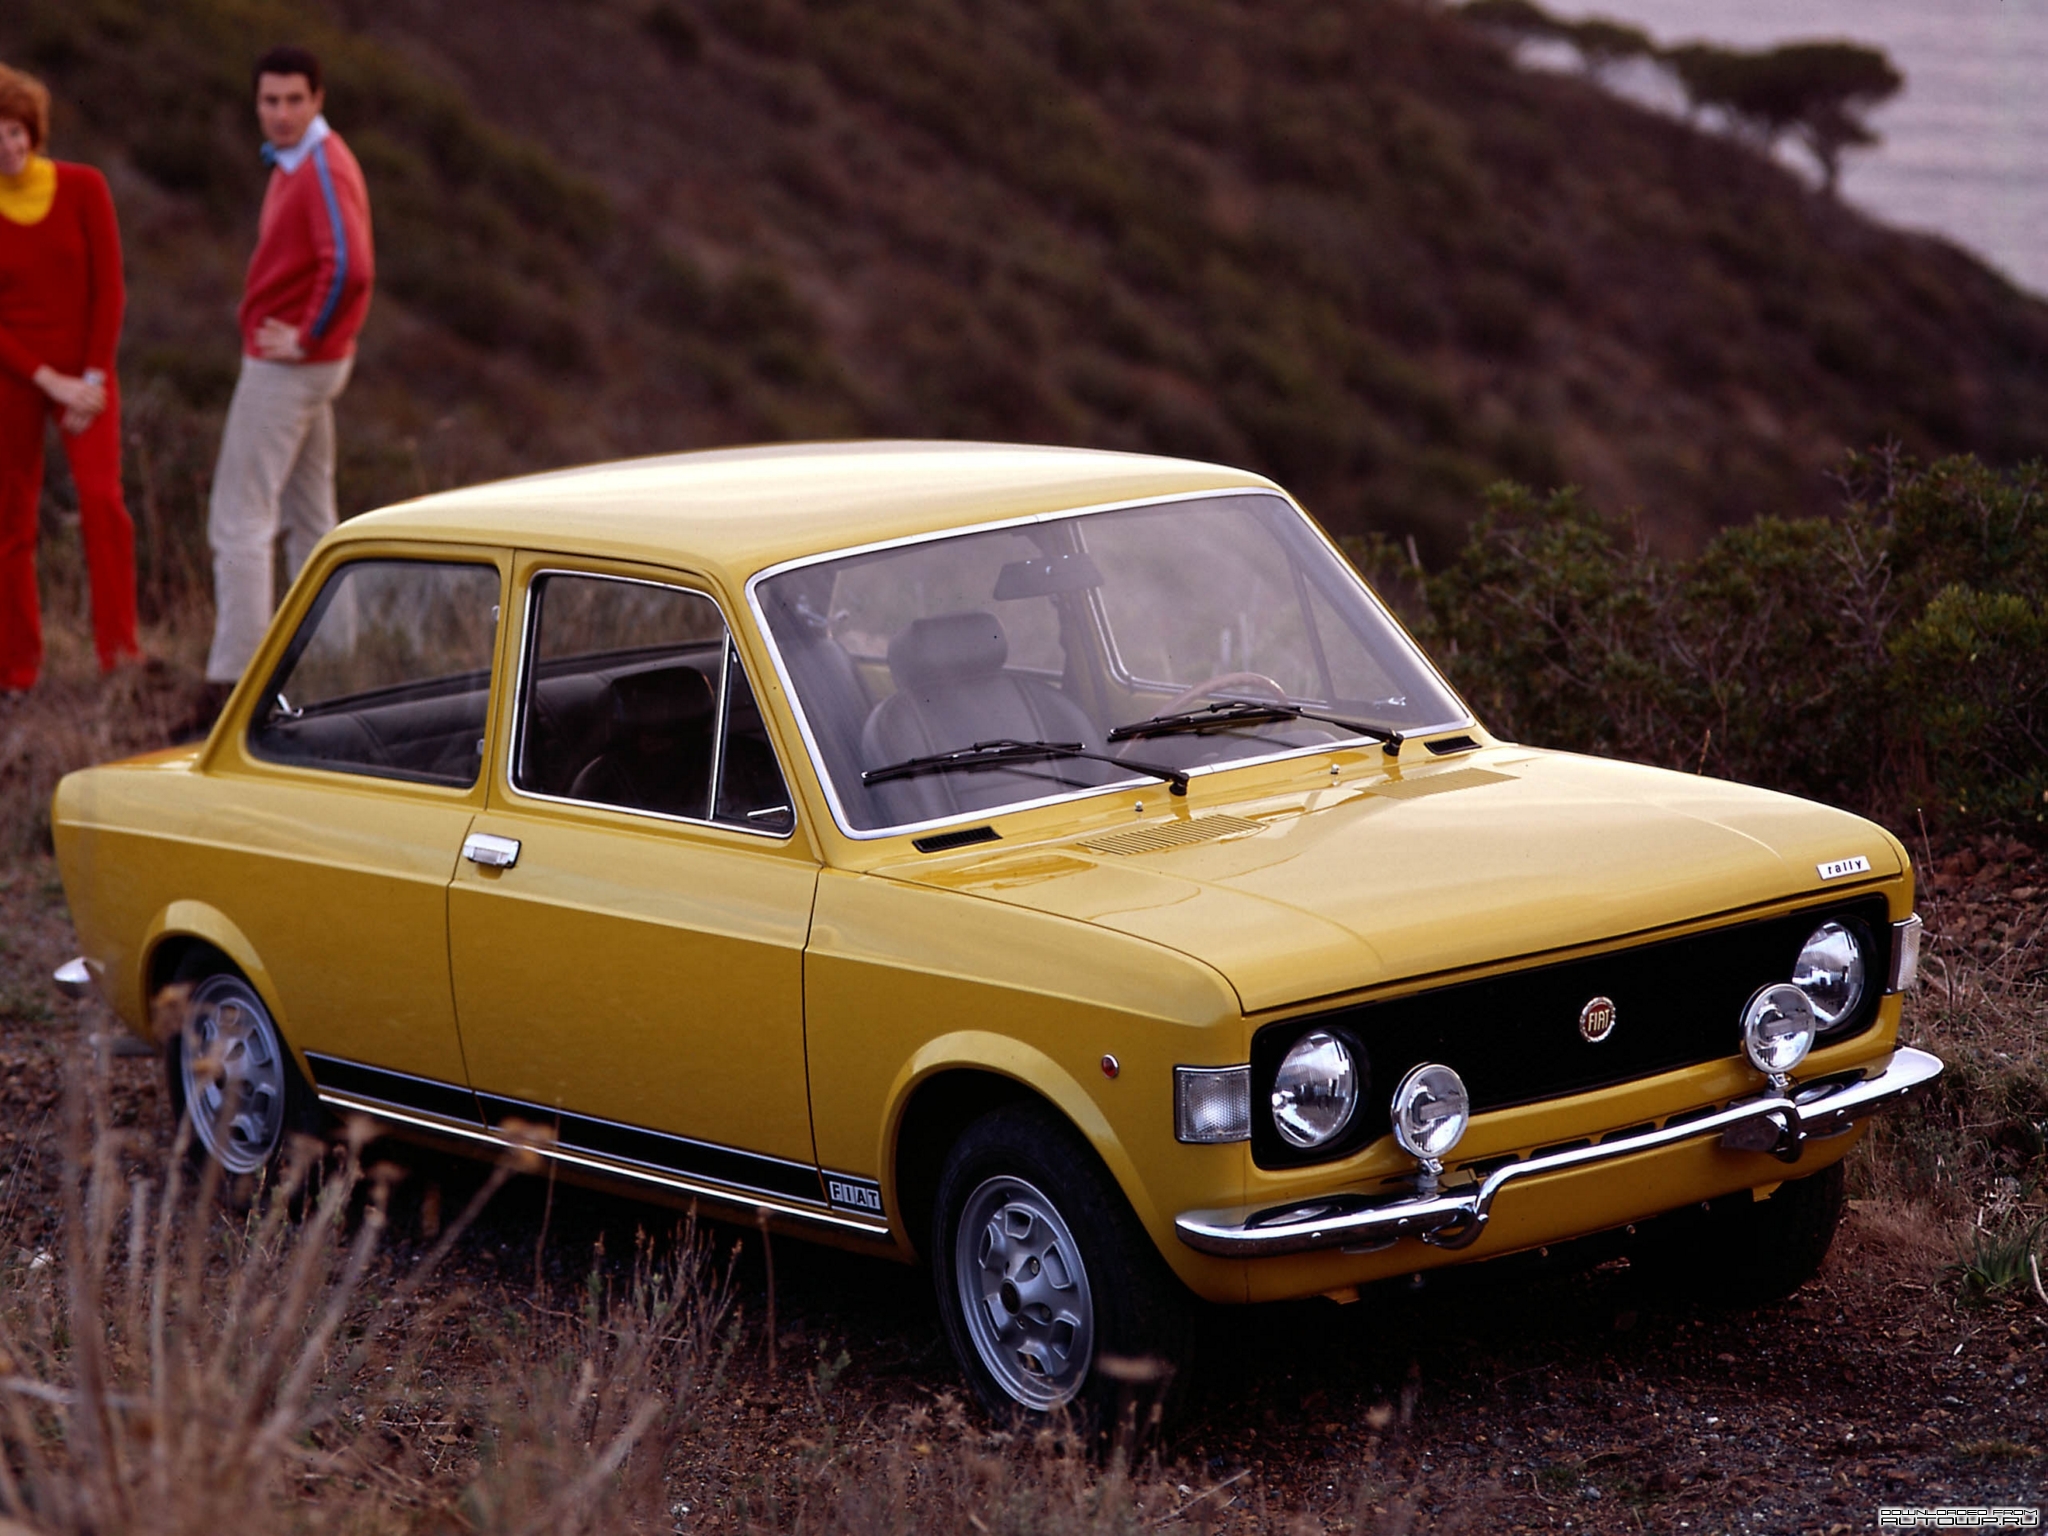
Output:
[0,371,139,689]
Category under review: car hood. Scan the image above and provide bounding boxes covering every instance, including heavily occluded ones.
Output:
[873,749,1902,1013]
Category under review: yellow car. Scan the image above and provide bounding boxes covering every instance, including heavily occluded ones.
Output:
[53,442,1939,1419]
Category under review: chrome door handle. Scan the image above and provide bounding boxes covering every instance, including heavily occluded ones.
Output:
[462,832,521,869]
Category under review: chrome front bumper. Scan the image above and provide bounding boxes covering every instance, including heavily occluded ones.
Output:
[1175,1046,1944,1259]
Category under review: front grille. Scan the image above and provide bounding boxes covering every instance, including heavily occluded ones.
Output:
[1249,895,1892,1169]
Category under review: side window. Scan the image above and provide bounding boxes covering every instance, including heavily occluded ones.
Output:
[713,641,796,834]
[250,559,501,787]
[514,573,793,834]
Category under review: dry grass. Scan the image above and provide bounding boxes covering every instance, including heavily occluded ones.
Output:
[0,1033,740,1535]
[0,554,214,860]
[1851,834,2048,1299]
[1,1040,1249,1535]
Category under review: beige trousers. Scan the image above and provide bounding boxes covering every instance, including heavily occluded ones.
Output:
[205,355,354,682]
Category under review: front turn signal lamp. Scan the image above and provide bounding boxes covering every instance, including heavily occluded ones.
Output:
[1175,1065,1251,1144]
[1888,914,1922,994]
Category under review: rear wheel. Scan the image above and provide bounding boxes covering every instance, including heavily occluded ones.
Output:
[166,966,322,1184]
[932,1104,1193,1427]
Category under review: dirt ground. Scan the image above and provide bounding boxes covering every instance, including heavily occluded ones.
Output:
[2,670,2043,1531]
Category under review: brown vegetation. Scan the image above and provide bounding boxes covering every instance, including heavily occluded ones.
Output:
[3,0,2048,634]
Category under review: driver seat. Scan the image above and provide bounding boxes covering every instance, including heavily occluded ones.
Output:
[859,611,1111,823]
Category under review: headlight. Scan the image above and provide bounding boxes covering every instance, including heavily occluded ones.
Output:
[1741,982,1816,1078]
[1792,921,1867,1029]
[1269,1031,1360,1149]
[1390,1062,1469,1162]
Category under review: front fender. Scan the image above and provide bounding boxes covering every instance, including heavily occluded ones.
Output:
[883,1030,1146,1220]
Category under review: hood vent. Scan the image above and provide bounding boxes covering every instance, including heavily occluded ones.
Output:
[914,825,1001,853]
[1080,814,1263,857]
[1367,767,1512,799]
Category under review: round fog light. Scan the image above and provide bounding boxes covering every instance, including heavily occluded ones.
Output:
[1391,1063,1470,1162]
[1742,982,1816,1079]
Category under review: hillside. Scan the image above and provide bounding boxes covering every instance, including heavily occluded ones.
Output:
[7,0,2048,594]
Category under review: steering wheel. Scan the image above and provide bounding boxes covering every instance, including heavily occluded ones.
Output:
[1159,671,1290,716]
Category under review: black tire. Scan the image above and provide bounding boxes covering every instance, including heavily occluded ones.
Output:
[164,960,324,1196]
[931,1102,1195,1431]
[1633,1162,1847,1306]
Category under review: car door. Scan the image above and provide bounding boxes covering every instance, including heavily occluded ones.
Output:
[207,547,507,1120]
[447,559,826,1209]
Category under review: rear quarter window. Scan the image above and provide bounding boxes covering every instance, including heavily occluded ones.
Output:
[249,559,503,787]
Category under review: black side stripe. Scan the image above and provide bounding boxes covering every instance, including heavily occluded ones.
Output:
[306,1058,837,1210]
[306,1053,484,1124]
[474,1092,826,1205]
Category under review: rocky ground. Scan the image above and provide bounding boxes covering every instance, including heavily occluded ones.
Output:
[0,659,2042,1532]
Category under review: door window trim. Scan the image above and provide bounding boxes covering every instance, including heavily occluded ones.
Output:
[504,565,798,841]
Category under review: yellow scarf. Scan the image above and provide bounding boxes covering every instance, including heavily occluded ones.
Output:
[0,156,57,225]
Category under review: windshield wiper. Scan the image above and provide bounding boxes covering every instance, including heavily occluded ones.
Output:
[861,738,1190,797]
[1108,700,1403,756]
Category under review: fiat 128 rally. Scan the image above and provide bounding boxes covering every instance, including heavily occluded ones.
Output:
[53,442,1939,1417]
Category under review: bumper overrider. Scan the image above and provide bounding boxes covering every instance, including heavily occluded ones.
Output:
[1175,1045,1944,1259]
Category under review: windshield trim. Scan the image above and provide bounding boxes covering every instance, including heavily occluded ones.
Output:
[744,487,1475,841]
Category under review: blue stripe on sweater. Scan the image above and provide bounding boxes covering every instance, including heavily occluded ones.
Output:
[308,142,349,340]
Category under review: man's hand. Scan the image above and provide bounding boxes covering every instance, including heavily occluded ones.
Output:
[255,317,306,361]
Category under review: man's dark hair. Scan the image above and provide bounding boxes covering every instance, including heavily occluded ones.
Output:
[252,45,322,95]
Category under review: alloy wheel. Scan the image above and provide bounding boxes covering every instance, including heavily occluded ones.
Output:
[179,974,288,1175]
[953,1173,1096,1410]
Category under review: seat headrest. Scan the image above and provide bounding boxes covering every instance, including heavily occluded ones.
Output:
[610,666,713,731]
[888,612,1008,690]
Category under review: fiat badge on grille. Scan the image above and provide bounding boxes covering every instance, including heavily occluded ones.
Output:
[1579,996,1617,1043]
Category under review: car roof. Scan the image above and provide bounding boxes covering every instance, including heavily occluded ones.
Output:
[333,440,1283,586]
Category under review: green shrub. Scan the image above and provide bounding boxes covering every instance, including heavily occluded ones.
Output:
[1892,586,2048,826]
[1404,453,2048,836]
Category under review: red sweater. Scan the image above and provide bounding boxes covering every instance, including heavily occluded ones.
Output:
[239,128,375,363]
[0,161,124,385]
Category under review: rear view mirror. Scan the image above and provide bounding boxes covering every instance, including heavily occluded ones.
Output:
[992,550,1103,600]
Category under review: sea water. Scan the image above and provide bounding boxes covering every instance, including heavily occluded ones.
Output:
[1527,0,2048,297]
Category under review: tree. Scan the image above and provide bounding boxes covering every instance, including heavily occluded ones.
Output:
[1564,18,1655,81]
[1460,2,1654,81]
[1662,40,1902,196]
[1459,0,1567,45]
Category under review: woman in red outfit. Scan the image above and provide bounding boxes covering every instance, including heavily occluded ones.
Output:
[0,61,139,693]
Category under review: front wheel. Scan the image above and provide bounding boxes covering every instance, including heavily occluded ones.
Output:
[1632,1161,1847,1306]
[932,1104,1193,1426]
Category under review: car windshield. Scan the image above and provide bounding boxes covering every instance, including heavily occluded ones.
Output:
[753,492,1469,834]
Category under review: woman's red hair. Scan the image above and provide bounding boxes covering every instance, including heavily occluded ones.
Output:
[0,63,50,152]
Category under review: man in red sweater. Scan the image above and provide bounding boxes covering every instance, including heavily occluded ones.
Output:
[205,45,374,688]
